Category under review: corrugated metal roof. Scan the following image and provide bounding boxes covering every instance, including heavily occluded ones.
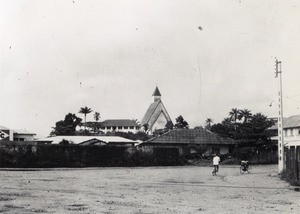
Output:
[269,114,300,130]
[35,136,137,145]
[145,128,235,145]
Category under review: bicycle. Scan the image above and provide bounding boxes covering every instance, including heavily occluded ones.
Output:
[240,161,251,174]
[212,165,218,176]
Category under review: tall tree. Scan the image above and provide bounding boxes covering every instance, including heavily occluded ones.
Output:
[238,109,252,123]
[211,111,275,149]
[79,106,93,134]
[205,118,213,130]
[174,115,189,129]
[51,113,82,136]
[94,112,100,122]
[229,108,240,123]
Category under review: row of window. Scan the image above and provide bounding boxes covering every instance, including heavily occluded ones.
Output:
[284,128,300,137]
[100,126,139,130]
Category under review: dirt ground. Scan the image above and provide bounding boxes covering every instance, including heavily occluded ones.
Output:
[0,165,299,214]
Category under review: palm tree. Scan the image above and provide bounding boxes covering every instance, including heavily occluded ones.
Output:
[205,118,213,130]
[79,106,93,134]
[94,112,100,122]
[93,111,101,132]
[229,108,240,123]
[229,108,241,132]
[239,109,252,123]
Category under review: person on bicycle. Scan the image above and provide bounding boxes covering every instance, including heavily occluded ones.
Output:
[241,160,249,171]
[213,154,221,172]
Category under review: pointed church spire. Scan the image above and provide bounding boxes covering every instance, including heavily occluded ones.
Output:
[152,86,161,101]
[152,86,161,96]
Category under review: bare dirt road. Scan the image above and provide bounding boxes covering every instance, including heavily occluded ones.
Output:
[0,165,299,213]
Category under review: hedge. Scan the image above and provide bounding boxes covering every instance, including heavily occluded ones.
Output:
[0,145,182,168]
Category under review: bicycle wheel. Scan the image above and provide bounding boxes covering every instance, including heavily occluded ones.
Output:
[247,165,252,173]
[240,166,245,174]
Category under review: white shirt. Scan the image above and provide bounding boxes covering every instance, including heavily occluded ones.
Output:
[213,156,220,165]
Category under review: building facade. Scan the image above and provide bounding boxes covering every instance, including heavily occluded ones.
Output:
[99,119,140,134]
[0,125,36,142]
[139,128,235,156]
[269,114,300,147]
[141,87,173,134]
[85,119,140,134]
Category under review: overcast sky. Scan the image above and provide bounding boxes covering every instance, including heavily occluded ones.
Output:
[1,0,300,136]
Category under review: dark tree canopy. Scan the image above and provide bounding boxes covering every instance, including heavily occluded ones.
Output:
[107,131,150,142]
[174,115,189,129]
[94,112,100,122]
[210,111,275,149]
[205,118,213,130]
[165,121,174,131]
[51,113,82,136]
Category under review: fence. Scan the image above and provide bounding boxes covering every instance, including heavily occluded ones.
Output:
[0,144,182,168]
[285,146,300,185]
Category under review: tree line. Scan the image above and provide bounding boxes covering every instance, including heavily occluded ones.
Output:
[207,108,275,150]
[50,106,190,140]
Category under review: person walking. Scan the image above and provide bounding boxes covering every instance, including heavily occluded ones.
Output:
[213,154,221,172]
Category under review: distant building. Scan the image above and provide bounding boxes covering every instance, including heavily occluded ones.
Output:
[0,125,36,142]
[98,119,140,133]
[139,128,235,156]
[269,114,300,147]
[85,119,140,134]
[141,87,173,134]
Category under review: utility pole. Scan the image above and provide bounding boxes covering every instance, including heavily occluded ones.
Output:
[275,59,284,172]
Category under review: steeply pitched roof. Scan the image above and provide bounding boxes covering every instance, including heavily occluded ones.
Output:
[269,114,300,130]
[141,100,161,125]
[152,87,161,96]
[100,119,139,127]
[145,128,235,145]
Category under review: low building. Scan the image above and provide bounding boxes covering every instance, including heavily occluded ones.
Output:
[99,119,140,133]
[84,119,140,134]
[0,125,36,142]
[35,135,137,146]
[139,128,235,156]
[269,114,300,147]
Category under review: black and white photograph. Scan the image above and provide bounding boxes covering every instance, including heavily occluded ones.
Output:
[0,0,299,213]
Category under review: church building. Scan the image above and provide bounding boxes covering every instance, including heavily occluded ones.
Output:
[141,87,173,134]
